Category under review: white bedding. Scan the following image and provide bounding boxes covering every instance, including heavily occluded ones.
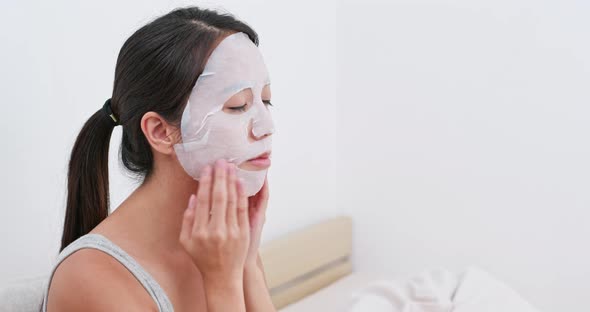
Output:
[279,272,387,312]
[280,267,540,312]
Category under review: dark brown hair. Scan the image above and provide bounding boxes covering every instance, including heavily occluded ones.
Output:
[61,7,259,251]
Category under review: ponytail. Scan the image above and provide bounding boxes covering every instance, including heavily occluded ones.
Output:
[61,105,116,251]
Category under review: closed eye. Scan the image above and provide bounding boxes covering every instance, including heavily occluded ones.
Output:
[263,100,273,107]
[228,103,247,112]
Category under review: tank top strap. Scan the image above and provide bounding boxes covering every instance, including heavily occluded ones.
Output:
[42,233,174,312]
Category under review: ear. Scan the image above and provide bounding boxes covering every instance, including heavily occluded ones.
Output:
[140,112,179,155]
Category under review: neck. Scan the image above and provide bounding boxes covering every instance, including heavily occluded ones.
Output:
[111,164,198,253]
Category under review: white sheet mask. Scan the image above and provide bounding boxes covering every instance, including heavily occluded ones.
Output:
[173,32,274,196]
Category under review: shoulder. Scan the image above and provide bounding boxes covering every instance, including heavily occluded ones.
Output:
[46,248,157,312]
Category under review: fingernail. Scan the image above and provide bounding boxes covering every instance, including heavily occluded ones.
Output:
[228,163,235,175]
[236,178,244,194]
[188,194,196,210]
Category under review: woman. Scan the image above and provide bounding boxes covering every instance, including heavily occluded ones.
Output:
[43,6,276,312]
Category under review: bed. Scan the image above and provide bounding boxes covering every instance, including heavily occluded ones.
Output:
[261,217,541,312]
[260,216,382,311]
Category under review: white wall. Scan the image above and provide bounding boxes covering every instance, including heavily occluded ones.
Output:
[0,0,339,283]
[336,0,590,310]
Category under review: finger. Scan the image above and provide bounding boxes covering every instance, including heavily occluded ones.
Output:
[211,159,228,226]
[259,176,270,213]
[226,163,238,228]
[261,176,269,200]
[180,194,196,243]
[249,176,269,212]
[194,166,212,231]
[237,179,249,230]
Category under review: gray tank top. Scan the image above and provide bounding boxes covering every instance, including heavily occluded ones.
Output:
[41,233,174,311]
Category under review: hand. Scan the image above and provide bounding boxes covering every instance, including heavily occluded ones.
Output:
[179,159,250,285]
[245,177,269,268]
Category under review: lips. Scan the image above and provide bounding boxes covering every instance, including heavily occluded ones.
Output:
[249,151,270,160]
[246,151,271,168]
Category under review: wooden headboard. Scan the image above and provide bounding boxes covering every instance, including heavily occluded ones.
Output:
[259,216,353,309]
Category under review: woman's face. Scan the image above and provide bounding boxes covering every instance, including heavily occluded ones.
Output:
[173,32,274,196]
[221,84,273,171]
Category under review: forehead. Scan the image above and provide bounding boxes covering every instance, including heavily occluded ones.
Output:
[197,32,271,99]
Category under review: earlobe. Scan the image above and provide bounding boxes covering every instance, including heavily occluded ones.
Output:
[140,112,178,155]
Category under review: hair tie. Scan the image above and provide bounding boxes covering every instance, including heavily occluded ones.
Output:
[102,98,119,126]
